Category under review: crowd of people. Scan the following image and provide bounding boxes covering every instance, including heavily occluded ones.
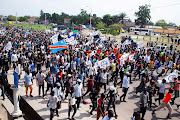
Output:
[0,26,180,120]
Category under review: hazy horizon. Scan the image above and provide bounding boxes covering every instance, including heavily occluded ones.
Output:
[1,0,180,25]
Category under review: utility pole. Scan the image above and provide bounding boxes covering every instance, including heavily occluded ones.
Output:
[44,13,46,30]
[16,12,17,27]
[89,8,92,30]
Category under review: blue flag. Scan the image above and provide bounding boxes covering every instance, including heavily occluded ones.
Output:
[49,40,68,54]
[14,71,18,88]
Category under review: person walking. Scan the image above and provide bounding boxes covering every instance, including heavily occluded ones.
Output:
[75,79,82,110]
[106,82,118,119]
[120,72,129,102]
[68,87,77,120]
[155,79,166,105]
[24,70,33,97]
[140,88,149,120]
[36,69,46,97]
[53,82,63,117]
[48,91,58,120]
[45,72,54,94]
[152,88,173,119]
[0,69,8,100]
[97,93,106,120]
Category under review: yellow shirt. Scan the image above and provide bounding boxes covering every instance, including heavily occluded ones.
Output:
[111,63,116,72]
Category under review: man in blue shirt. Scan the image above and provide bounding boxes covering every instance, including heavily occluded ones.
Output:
[24,70,33,97]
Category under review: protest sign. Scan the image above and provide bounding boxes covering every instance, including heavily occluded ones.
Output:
[165,71,178,83]
[50,34,58,44]
[3,42,12,51]
[94,57,110,69]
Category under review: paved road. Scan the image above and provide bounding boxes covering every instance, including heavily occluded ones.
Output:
[4,65,180,120]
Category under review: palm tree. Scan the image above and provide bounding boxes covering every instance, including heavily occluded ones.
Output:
[119,13,126,25]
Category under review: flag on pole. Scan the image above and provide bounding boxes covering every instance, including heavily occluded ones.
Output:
[14,71,18,88]
[49,40,68,54]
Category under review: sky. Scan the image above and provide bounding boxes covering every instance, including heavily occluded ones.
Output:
[0,0,180,25]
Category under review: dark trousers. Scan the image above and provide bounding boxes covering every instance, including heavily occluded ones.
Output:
[120,88,128,101]
[76,97,81,108]
[46,83,53,94]
[39,84,44,97]
[111,71,116,81]
[50,108,55,120]
[149,92,152,108]
[1,85,5,100]
[140,106,147,119]
[83,88,93,97]
[157,93,164,105]
[68,104,77,118]
[90,100,97,114]
[106,95,117,116]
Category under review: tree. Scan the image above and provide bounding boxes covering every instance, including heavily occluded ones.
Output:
[135,4,151,27]
[91,17,102,27]
[95,22,105,30]
[40,10,44,22]
[112,15,119,24]
[155,19,168,28]
[102,14,112,26]
[78,9,89,24]
[7,15,16,21]
[18,16,28,22]
[109,24,122,36]
[51,13,61,24]
[119,12,126,24]
[168,22,177,27]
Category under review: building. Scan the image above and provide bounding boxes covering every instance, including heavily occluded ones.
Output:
[27,18,37,24]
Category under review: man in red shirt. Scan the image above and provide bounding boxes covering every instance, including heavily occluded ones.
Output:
[97,93,105,120]
[152,88,173,119]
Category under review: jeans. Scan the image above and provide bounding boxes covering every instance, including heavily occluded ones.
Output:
[68,104,77,118]
[39,84,44,97]
[76,97,81,109]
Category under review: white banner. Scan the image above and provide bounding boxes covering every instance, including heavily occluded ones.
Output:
[3,42,12,51]
[137,41,143,48]
[50,34,58,44]
[94,57,110,69]
[129,54,134,61]
[165,71,178,83]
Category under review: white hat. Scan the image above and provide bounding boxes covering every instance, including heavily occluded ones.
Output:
[56,82,60,87]
[68,74,72,77]
[77,79,81,82]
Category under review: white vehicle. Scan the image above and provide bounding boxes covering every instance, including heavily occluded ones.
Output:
[130,27,154,36]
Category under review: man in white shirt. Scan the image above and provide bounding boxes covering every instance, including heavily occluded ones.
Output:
[165,60,173,75]
[155,79,166,105]
[120,72,129,102]
[101,69,108,92]
[75,79,82,110]
[53,82,63,117]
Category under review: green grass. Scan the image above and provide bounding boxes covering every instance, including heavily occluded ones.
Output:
[2,23,52,30]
